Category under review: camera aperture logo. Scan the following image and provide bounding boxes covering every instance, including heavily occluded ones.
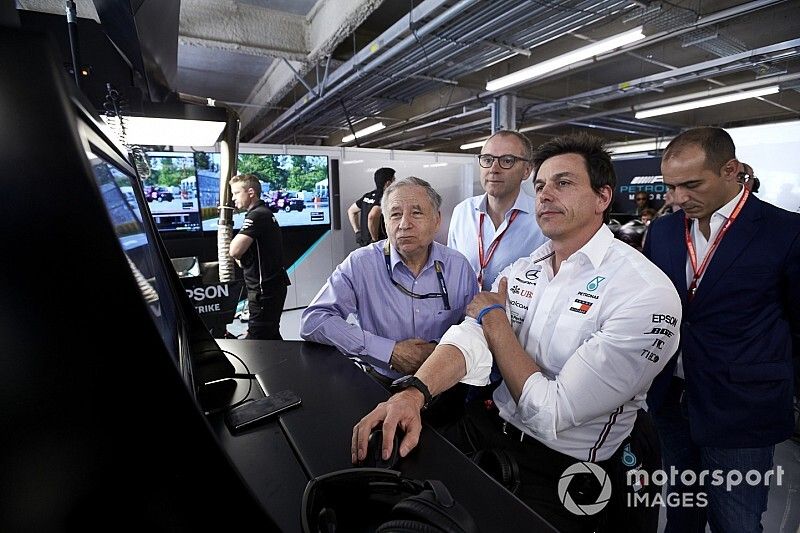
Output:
[558,462,612,515]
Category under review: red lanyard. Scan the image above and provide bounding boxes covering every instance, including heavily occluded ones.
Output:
[477,209,519,287]
[684,188,749,301]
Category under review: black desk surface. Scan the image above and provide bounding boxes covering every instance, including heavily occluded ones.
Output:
[212,340,556,532]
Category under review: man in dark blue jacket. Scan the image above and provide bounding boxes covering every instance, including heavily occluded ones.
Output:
[644,127,800,533]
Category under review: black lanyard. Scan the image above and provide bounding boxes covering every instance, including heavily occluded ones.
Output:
[383,241,450,310]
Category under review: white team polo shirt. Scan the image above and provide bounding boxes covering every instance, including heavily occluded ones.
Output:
[440,225,682,461]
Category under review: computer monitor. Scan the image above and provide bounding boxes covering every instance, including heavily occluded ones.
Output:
[142,151,202,233]
[1,26,272,529]
[195,151,330,230]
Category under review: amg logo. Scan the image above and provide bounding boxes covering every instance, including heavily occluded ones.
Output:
[630,175,664,185]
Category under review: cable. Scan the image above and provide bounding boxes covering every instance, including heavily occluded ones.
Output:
[202,349,253,415]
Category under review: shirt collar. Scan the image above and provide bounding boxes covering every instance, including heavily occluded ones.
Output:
[248,199,265,212]
[706,185,745,222]
[387,240,438,272]
[475,190,534,215]
[570,225,615,269]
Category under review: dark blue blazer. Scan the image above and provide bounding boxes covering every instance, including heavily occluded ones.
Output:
[644,193,800,447]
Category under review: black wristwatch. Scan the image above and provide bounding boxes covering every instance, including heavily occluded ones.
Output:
[390,375,433,411]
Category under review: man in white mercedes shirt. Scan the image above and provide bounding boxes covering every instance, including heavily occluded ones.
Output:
[352,133,682,532]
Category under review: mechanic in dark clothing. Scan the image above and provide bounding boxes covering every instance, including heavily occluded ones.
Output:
[229,174,290,340]
[347,167,395,246]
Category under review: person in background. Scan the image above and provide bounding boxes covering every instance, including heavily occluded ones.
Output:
[301,177,478,388]
[229,174,290,340]
[634,191,653,214]
[448,130,547,292]
[658,188,686,217]
[644,127,800,533]
[348,167,395,246]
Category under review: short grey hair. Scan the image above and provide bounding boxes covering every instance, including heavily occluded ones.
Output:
[382,176,442,212]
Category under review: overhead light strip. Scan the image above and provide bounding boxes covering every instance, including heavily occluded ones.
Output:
[459,139,487,150]
[486,27,646,92]
[634,86,780,119]
[342,122,386,143]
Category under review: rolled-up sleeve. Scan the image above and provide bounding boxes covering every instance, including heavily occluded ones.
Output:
[300,256,395,365]
[439,319,493,386]
[516,285,682,440]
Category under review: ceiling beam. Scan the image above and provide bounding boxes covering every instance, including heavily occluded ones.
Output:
[179,0,308,61]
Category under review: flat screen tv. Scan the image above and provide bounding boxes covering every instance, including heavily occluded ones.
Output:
[195,151,330,229]
[142,151,202,233]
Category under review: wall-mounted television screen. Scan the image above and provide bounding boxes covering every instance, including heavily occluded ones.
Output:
[142,151,202,232]
[195,152,330,230]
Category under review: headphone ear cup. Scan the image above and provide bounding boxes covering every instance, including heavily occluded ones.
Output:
[376,518,441,533]
[389,491,476,533]
[473,448,521,495]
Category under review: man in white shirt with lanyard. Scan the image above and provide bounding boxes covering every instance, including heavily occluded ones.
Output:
[448,130,547,291]
[353,133,682,532]
[644,127,800,533]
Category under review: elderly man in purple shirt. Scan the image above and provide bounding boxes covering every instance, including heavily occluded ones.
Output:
[301,176,478,386]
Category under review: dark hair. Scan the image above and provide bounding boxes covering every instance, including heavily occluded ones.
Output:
[530,133,616,222]
[486,130,533,160]
[374,167,396,191]
[663,127,736,174]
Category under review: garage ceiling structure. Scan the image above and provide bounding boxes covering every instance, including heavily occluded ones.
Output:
[17,0,800,152]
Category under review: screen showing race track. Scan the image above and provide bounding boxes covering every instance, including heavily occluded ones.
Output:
[142,151,202,233]
[195,152,330,230]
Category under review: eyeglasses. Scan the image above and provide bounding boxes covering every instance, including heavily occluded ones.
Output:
[478,154,530,169]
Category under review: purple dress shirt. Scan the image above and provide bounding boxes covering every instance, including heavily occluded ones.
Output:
[300,240,478,378]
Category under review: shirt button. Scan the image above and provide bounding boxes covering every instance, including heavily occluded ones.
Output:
[415,309,420,313]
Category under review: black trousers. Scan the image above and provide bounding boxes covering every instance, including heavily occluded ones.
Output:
[437,401,660,533]
[245,284,287,340]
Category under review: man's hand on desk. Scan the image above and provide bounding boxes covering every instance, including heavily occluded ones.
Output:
[389,338,436,374]
[352,389,424,464]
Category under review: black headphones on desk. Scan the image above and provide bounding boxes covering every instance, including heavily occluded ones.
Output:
[302,468,479,533]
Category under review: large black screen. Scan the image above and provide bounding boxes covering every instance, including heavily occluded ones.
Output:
[88,152,181,364]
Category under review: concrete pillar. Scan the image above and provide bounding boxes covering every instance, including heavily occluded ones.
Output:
[491,94,516,133]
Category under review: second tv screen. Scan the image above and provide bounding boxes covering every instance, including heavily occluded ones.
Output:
[196,153,330,230]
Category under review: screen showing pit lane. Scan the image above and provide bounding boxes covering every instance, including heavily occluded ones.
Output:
[195,152,330,230]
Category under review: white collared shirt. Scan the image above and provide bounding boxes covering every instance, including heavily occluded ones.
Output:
[447,191,547,291]
[439,225,682,461]
[685,185,746,288]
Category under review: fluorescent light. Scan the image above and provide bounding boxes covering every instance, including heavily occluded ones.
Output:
[342,122,385,143]
[341,159,364,165]
[486,27,645,92]
[607,137,673,154]
[460,139,487,150]
[102,116,226,146]
[423,162,448,168]
[635,86,780,119]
